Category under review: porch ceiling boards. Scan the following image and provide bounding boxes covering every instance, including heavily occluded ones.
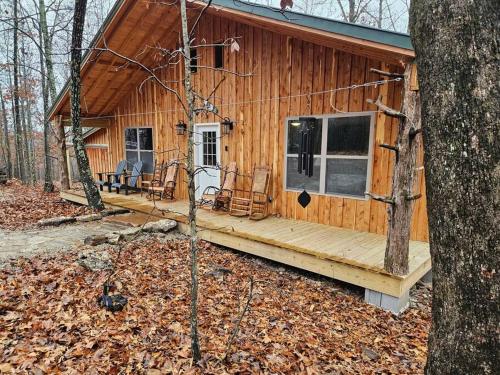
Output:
[61,190,431,298]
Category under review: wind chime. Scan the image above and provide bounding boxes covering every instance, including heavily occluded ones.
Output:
[296,117,317,208]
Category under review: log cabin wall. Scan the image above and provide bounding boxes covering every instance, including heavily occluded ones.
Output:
[84,129,109,180]
[92,13,428,242]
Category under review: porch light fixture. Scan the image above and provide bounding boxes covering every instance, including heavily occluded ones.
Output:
[221,117,234,135]
[290,120,301,127]
[176,120,187,135]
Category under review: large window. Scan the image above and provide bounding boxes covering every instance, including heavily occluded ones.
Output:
[285,113,374,199]
[125,128,154,173]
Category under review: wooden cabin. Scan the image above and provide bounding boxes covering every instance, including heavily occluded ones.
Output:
[50,0,430,313]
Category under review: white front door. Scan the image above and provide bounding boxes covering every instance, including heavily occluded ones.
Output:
[194,123,221,200]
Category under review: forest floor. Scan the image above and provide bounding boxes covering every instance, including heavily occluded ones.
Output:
[0,180,92,231]
[0,181,432,374]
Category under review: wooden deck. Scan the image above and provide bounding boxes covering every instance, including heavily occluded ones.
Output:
[61,189,431,298]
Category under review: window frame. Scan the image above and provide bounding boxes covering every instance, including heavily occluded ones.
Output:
[124,126,154,174]
[190,48,198,73]
[214,44,224,69]
[284,112,375,200]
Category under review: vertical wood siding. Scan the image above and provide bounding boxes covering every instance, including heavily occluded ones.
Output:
[85,14,429,242]
[84,129,109,180]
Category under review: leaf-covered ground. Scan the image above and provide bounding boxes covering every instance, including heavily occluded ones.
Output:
[0,236,431,374]
[0,180,91,231]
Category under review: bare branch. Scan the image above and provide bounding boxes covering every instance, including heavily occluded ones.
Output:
[370,68,405,78]
[365,192,395,205]
[379,143,399,153]
[221,277,254,362]
[367,96,405,118]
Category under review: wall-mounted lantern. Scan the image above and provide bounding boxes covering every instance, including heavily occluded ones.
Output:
[176,120,187,135]
[221,117,234,135]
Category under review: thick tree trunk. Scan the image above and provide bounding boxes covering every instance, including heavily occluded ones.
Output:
[70,0,104,211]
[39,0,69,190]
[410,1,499,374]
[384,64,421,275]
[0,89,12,178]
[180,0,201,363]
[12,0,26,183]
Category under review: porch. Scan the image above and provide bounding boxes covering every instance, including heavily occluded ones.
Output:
[61,189,431,313]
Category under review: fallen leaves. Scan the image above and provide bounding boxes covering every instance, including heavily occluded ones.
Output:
[0,237,431,373]
[0,180,92,230]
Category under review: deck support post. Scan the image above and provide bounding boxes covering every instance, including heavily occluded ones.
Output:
[364,289,410,315]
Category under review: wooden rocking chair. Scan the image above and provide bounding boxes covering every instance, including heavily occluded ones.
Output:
[148,159,179,200]
[140,160,164,196]
[199,161,238,211]
[230,165,271,220]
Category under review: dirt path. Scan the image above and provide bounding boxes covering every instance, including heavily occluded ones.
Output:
[0,221,130,263]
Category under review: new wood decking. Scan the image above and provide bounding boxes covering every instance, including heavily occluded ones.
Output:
[61,190,431,298]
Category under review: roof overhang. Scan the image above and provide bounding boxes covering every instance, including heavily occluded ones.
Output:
[49,0,414,121]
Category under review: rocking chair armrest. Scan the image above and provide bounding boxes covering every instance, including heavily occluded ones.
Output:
[202,185,220,195]
[149,180,163,188]
[233,188,250,194]
[216,188,233,199]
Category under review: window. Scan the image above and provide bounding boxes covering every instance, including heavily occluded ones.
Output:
[214,44,224,69]
[285,113,374,198]
[125,128,154,173]
[190,48,198,73]
[202,131,217,166]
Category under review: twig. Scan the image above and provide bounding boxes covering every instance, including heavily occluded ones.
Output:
[405,193,422,201]
[370,68,405,78]
[221,277,254,362]
[379,143,399,153]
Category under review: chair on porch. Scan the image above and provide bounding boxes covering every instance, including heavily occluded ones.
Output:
[199,161,238,211]
[230,165,271,220]
[147,159,179,200]
[96,160,127,192]
[140,160,164,196]
[111,160,143,195]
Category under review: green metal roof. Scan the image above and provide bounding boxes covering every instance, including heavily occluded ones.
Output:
[212,0,413,50]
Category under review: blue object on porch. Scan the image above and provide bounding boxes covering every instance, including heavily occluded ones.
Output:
[96,160,127,192]
[112,160,144,195]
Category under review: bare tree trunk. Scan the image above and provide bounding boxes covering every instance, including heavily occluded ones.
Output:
[348,0,356,22]
[70,0,104,211]
[383,65,421,275]
[39,0,69,190]
[12,0,26,183]
[0,117,6,169]
[21,53,36,185]
[180,0,201,363]
[37,8,53,192]
[20,99,33,184]
[410,1,498,374]
[0,88,12,178]
[377,0,383,28]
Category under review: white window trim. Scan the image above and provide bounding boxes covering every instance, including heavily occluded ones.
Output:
[124,126,154,173]
[283,112,375,201]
